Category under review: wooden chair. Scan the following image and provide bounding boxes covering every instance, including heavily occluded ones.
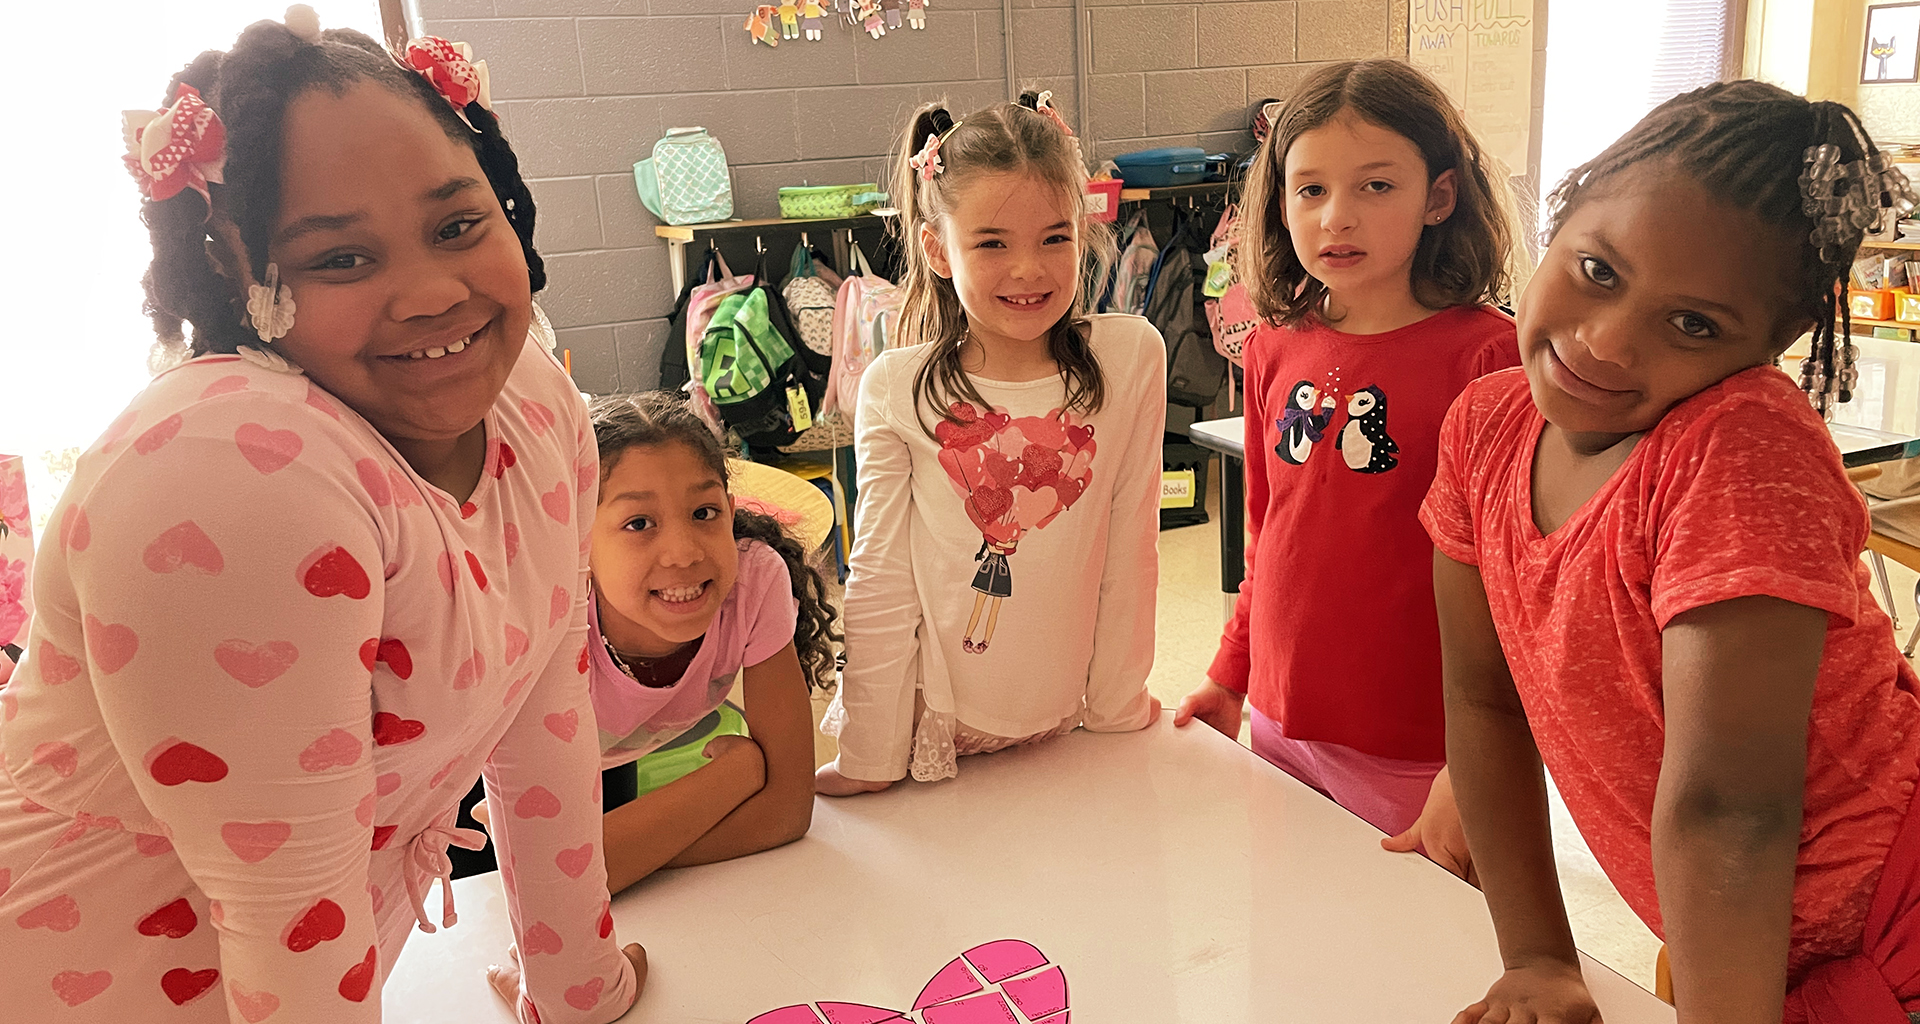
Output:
[1655,944,1673,1004]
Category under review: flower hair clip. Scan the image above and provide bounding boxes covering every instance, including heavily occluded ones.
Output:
[246,263,297,344]
[122,83,227,206]
[403,37,492,130]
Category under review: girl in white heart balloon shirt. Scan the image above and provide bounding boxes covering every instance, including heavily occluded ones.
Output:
[816,96,1166,795]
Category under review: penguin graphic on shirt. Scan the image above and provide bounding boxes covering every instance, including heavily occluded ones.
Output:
[1337,385,1398,473]
[1274,380,1337,466]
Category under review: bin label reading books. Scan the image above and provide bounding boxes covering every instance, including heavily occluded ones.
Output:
[1161,469,1196,509]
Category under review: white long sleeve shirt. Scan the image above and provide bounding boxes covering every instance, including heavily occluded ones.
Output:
[832,314,1166,782]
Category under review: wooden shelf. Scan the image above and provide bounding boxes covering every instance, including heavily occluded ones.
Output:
[654,212,894,243]
[1118,181,1236,203]
[1848,316,1919,330]
[1861,239,1920,250]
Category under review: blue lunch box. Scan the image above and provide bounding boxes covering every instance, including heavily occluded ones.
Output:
[1112,147,1229,188]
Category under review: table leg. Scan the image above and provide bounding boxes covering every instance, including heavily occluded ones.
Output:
[1220,452,1244,601]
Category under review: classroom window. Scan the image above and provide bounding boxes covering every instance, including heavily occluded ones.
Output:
[0,1,382,531]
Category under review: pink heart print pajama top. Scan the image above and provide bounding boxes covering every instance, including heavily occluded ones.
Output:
[0,330,638,1023]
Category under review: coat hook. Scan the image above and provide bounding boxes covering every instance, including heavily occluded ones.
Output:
[756,234,766,254]
[801,231,811,247]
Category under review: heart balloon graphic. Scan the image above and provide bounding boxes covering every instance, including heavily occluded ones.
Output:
[745,939,1068,1024]
[937,404,1096,547]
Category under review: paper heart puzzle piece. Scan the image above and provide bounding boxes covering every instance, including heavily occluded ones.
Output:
[746,939,1068,1024]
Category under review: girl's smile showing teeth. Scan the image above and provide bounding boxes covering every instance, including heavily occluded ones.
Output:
[403,333,475,360]
[651,580,711,611]
[998,292,1051,309]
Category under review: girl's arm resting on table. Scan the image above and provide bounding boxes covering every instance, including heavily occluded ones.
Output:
[1655,595,1820,1024]
[664,643,817,866]
[1434,551,1598,1024]
[599,736,765,892]
[1083,349,1167,732]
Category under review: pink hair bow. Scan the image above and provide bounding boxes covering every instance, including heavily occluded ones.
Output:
[404,37,492,127]
[910,123,959,182]
[121,84,226,205]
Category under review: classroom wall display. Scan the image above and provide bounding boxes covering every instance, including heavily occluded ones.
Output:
[742,0,930,47]
[745,939,1068,1023]
[1408,0,1534,170]
[1865,3,1920,85]
[0,453,32,683]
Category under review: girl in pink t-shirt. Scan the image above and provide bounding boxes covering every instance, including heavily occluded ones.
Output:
[473,392,838,896]
[1424,83,1920,1021]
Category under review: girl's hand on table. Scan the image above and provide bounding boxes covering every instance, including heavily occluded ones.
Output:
[1381,766,1477,884]
[487,941,648,1012]
[1453,962,1602,1024]
[813,761,894,797]
[1173,679,1245,738]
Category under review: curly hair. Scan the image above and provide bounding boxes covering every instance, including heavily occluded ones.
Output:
[1544,80,1898,405]
[890,95,1117,437]
[138,21,542,356]
[588,392,841,694]
[1238,59,1519,327]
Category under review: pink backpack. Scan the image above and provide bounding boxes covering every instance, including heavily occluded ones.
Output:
[1203,204,1256,367]
[823,242,903,417]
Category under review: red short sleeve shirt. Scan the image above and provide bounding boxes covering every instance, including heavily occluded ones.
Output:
[1421,366,1920,985]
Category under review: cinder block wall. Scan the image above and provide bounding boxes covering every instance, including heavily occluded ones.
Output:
[419,0,1404,393]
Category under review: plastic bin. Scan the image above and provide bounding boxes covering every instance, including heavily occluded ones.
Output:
[1161,434,1211,530]
[1084,178,1123,222]
[1114,147,1212,188]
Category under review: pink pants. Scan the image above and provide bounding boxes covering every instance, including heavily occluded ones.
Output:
[1249,710,1444,836]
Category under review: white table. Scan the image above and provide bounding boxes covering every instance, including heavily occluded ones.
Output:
[386,720,1671,1023]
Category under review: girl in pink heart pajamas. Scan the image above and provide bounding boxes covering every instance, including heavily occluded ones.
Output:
[0,14,638,1023]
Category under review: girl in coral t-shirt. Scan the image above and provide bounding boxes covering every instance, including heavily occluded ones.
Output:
[1425,82,1920,1021]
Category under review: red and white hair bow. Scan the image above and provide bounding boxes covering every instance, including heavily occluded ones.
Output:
[122,84,226,205]
[404,37,492,128]
[1034,91,1074,136]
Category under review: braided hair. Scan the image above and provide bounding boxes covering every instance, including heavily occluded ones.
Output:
[1544,80,1915,414]
[588,392,841,694]
[140,20,543,357]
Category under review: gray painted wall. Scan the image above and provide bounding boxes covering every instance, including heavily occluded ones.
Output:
[419,0,1403,393]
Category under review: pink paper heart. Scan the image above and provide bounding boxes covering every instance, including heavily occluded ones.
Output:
[748,940,1067,1024]
[297,729,362,773]
[221,821,292,864]
[555,842,593,879]
[235,422,303,475]
[545,709,579,743]
[51,970,112,1007]
[214,639,298,688]
[522,921,564,956]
